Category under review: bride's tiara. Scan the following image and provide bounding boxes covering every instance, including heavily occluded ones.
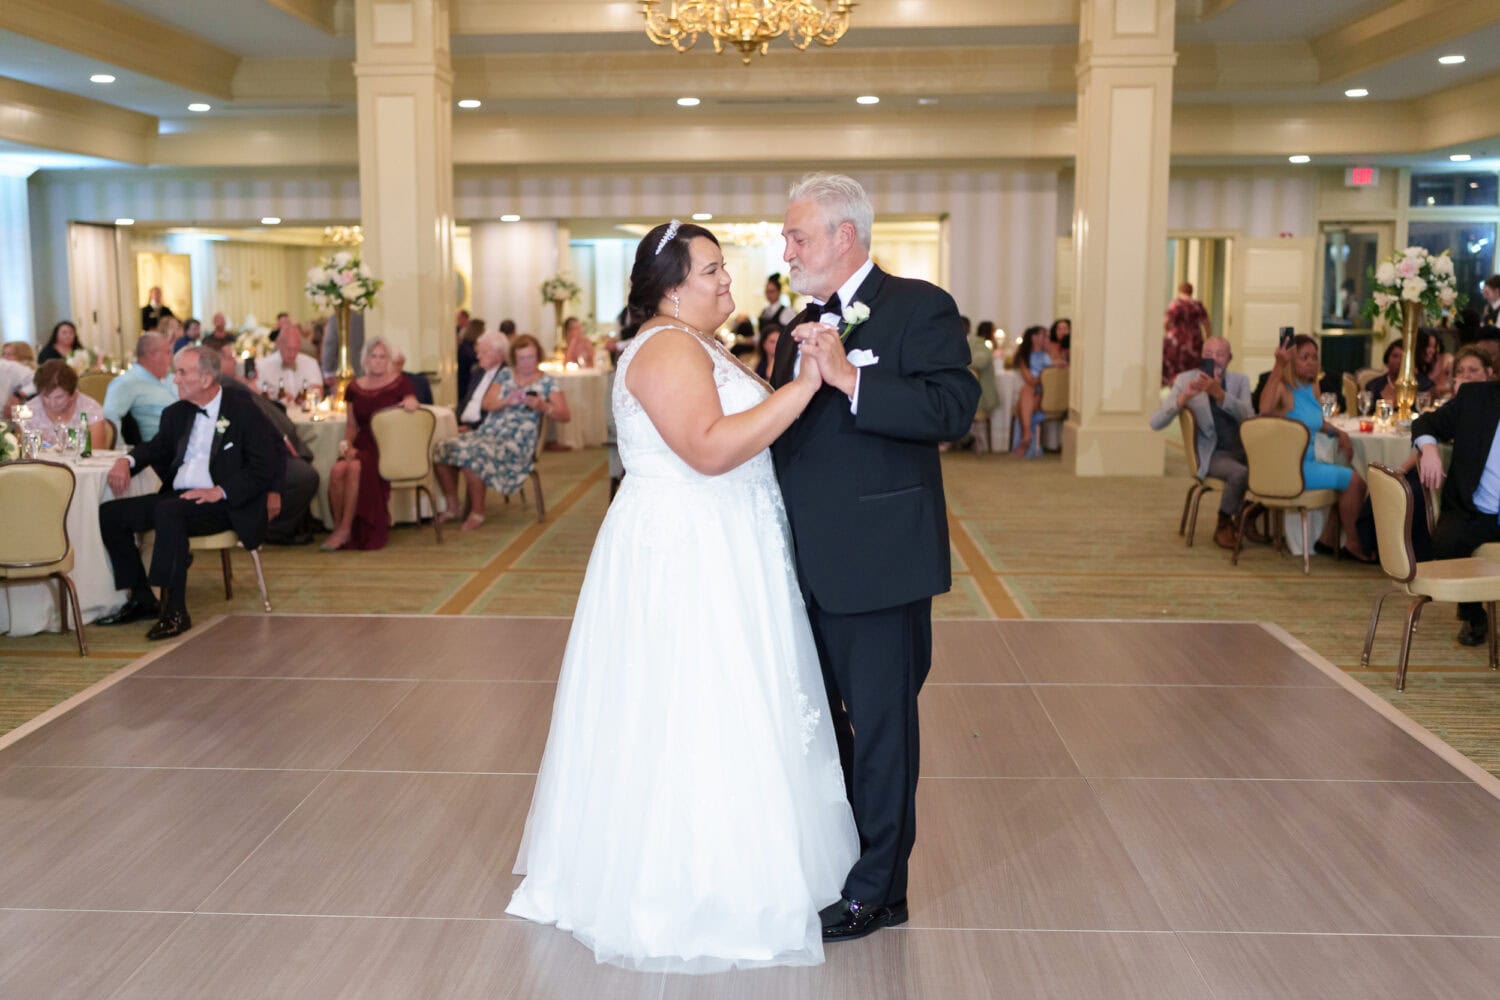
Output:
[655,219,682,256]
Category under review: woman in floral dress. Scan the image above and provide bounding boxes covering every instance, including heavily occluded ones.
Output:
[434,334,571,530]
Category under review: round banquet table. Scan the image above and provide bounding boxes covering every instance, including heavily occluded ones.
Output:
[538,365,609,450]
[0,451,161,637]
[288,404,459,530]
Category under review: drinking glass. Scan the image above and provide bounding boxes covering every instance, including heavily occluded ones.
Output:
[1357,391,1374,417]
[1415,392,1432,413]
[1320,392,1339,419]
[1376,399,1394,424]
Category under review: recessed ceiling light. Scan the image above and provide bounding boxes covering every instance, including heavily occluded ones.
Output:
[500,214,521,222]
[917,97,939,106]
[114,218,134,226]
[1288,155,1311,164]
[187,103,211,112]
[1450,153,1472,162]
[90,74,115,84]
[1438,54,1466,65]
[1344,88,1369,98]
[856,95,880,105]
[692,213,713,221]
[260,217,281,225]
[457,99,481,109]
[677,97,700,107]
[1471,182,1481,189]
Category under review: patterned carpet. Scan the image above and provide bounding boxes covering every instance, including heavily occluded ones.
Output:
[4,443,1499,773]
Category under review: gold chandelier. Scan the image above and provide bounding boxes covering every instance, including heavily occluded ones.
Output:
[322,225,363,246]
[640,1,856,64]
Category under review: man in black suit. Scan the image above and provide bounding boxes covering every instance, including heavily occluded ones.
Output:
[97,345,279,639]
[770,173,979,942]
[1413,378,1500,645]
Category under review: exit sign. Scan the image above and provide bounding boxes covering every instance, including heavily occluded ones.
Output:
[1345,167,1380,187]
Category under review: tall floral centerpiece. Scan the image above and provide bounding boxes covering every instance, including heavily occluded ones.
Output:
[540,273,580,353]
[1367,246,1461,422]
[307,252,381,403]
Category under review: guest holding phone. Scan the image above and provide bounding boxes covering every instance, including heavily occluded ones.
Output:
[432,334,571,530]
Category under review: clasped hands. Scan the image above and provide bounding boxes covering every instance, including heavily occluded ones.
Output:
[790,322,857,397]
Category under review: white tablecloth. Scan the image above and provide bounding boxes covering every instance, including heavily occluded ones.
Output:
[289,405,459,529]
[539,368,609,450]
[0,452,160,637]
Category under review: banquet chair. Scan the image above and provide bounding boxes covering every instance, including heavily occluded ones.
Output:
[0,461,86,654]
[97,419,116,450]
[1177,408,1227,547]
[370,405,442,543]
[1342,372,1359,417]
[77,372,115,405]
[507,415,551,523]
[1232,416,1340,574]
[190,531,272,612]
[1039,366,1068,450]
[1355,367,1384,392]
[1363,463,1500,690]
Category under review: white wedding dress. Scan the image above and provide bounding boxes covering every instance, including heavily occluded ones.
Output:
[507,325,859,973]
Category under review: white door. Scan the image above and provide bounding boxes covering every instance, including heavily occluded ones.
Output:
[67,223,123,362]
[1233,237,1315,378]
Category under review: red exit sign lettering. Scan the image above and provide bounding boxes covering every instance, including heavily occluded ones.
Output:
[1345,167,1380,187]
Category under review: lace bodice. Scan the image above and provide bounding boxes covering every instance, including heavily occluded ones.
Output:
[613,325,776,487]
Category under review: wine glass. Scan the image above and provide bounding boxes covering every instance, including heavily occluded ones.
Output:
[1376,399,1394,425]
[1357,391,1374,417]
[1415,392,1432,413]
[1319,392,1339,419]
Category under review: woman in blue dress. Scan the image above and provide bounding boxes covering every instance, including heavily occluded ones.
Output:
[1259,334,1372,561]
[434,334,571,530]
[1011,325,1052,456]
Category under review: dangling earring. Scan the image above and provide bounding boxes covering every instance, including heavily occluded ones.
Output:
[672,294,680,319]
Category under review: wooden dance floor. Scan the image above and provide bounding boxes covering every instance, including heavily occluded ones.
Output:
[5,615,1500,997]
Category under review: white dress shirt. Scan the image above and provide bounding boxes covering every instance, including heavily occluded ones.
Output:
[173,389,223,494]
[461,366,500,425]
[256,351,323,399]
[1,358,35,404]
[802,257,876,413]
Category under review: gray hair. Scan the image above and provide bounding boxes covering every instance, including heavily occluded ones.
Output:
[477,329,508,354]
[788,172,873,251]
[176,345,222,379]
[361,335,393,369]
[136,331,166,360]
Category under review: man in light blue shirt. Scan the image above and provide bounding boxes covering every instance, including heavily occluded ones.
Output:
[103,333,177,443]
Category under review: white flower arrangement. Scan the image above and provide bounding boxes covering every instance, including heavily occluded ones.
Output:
[233,327,275,358]
[305,251,382,313]
[0,426,18,463]
[64,347,98,374]
[540,274,581,305]
[1367,246,1463,329]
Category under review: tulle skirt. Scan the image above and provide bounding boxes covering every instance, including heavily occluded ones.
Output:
[507,472,859,973]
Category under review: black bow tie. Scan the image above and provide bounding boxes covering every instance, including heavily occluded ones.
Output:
[815,293,842,319]
[193,406,210,418]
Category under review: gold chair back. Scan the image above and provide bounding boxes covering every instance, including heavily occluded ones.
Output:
[1367,463,1418,584]
[1240,416,1309,500]
[370,406,437,485]
[1356,367,1383,391]
[76,373,115,405]
[1178,408,1202,480]
[1040,366,1068,418]
[533,414,549,463]
[0,460,75,567]
[97,419,117,450]
[1342,373,1359,417]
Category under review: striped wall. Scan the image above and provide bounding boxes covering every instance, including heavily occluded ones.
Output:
[1167,171,1316,239]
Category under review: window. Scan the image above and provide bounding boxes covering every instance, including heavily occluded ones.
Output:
[1409,172,1499,208]
[1406,221,1496,302]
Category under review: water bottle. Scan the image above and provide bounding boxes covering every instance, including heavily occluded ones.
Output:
[78,411,92,457]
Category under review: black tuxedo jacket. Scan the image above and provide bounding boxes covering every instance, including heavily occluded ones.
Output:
[770,265,979,614]
[126,388,280,548]
[1411,381,1500,517]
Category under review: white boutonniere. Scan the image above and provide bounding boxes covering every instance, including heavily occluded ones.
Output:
[847,349,880,368]
[839,301,871,342]
[215,417,231,434]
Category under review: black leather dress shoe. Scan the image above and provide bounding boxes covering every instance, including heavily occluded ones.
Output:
[820,897,908,943]
[1458,620,1489,647]
[96,596,160,626]
[146,609,192,641]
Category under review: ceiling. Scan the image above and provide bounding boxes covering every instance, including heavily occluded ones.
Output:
[2,0,1500,172]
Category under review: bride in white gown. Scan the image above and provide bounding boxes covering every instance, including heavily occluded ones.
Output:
[507,221,859,973]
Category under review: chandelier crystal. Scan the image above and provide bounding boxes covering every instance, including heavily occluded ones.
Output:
[640,0,856,64]
[322,225,363,246]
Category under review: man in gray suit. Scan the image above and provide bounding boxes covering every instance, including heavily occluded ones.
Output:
[1150,335,1264,549]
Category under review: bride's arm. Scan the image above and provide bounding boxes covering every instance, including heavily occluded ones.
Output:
[627,329,820,476]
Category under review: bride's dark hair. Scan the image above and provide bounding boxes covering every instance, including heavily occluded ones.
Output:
[626,221,720,326]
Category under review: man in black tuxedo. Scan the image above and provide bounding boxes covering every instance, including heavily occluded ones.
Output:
[770,173,979,942]
[1413,378,1500,645]
[97,345,279,639]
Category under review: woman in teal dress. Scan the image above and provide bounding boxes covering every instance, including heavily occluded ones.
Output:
[434,334,571,530]
[1259,334,1372,561]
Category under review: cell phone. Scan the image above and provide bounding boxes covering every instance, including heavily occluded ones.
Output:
[1198,358,1216,376]
[524,389,540,397]
[1278,326,1295,349]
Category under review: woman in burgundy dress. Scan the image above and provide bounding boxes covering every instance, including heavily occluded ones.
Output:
[323,336,420,551]
[1162,281,1212,386]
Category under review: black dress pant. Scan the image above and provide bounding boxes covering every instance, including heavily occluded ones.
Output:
[265,457,319,543]
[99,493,233,611]
[806,594,932,907]
[1430,508,1500,624]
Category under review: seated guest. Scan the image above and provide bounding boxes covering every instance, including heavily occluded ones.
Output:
[392,349,433,405]
[457,330,509,430]
[1150,336,1262,549]
[37,320,86,367]
[271,312,292,343]
[1011,325,1051,456]
[1366,340,1433,402]
[457,317,485,395]
[172,317,202,354]
[97,346,278,639]
[321,309,365,378]
[158,316,183,356]
[254,325,323,402]
[1431,352,1455,402]
[27,361,111,450]
[202,313,236,352]
[1,355,36,420]
[753,324,781,382]
[1048,318,1071,364]
[434,334,570,531]
[2,341,35,364]
[323,337,419,551]
[102,333,178,443]
[968,317,999,432]
[216,349,319,545]
[1413,355,1500,644]
[563,316,594,368]
[1259,334,1372,561]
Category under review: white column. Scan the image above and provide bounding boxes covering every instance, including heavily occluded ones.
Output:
[0,171,37,344]
[1063,0,1176,476]
[354,0,456,401]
